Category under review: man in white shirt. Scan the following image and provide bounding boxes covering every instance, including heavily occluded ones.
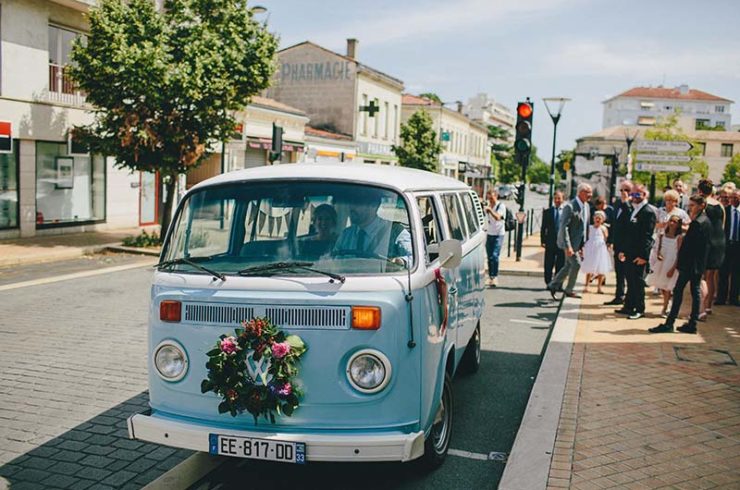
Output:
[484,189,506,287]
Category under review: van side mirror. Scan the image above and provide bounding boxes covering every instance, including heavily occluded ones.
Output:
[438,239,462,269]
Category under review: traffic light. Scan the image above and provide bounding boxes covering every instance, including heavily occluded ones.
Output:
[270,123,283,163]
[514,100,534,162]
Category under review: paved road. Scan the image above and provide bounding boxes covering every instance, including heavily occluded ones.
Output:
[192,275,557,490]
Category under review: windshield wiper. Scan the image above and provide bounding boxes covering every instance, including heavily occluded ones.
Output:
[155,256,226,281]
[237,261,345,283]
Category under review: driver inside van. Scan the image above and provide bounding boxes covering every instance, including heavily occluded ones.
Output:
[334,193,413,266]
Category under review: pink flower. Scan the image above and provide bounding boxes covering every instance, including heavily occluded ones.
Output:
[278,382,292,397]
[271,342,290,359]
[220,336,239,355]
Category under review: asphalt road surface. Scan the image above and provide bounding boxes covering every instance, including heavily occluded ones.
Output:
[191,274,557,490]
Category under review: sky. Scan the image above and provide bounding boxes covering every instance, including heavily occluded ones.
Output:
[253,0,740,160]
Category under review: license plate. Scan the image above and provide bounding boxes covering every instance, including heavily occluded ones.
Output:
[209,434,306,464]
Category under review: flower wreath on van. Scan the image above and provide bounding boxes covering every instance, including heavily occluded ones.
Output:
[200,317,307,423]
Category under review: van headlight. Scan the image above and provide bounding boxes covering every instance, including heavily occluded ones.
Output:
[154,341,188,382]
[347,349,391,394]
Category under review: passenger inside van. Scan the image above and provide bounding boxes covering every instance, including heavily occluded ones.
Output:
[333,191,413,265]
[298,203,338,258]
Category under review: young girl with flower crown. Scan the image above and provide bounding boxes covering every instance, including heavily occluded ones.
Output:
[646,215,684,317]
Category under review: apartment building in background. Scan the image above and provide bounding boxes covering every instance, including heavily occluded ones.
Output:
[602,85,733,131]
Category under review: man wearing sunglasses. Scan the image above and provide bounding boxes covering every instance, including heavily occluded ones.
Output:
[616,184,657,320]
[604,181,633,306]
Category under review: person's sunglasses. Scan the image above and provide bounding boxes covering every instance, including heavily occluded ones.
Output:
[620,188,630,192]
[629,192,642,198]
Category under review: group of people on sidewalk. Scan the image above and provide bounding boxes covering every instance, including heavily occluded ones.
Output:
[542,178,739,334]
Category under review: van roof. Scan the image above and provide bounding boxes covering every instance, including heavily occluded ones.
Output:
[192,163,472,193]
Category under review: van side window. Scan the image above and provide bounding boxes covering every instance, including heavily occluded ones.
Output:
[469,191,486,229]
[442,194,467,241]
[459,192,479,233]
[416,196,441,262]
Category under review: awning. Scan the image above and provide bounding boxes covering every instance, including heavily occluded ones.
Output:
[246,137,304,152]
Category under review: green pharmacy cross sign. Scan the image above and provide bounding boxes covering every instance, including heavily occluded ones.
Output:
[359,100,380,118]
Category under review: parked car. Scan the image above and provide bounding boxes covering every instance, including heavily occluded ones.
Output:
[496,184,517,200]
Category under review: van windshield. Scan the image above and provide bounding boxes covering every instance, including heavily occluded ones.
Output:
[162,181,414,276]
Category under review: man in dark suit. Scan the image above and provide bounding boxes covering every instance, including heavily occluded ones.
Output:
[717,189,740,306]
[616,183,656,320]
[547,183,593,299]
[541,191,566,285]
[604,182,632,306]
[650,194,712,333]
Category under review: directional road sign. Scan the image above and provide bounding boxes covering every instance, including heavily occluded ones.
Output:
[636,163,691,173]
[635,153,691,163]
[636,140,693,152]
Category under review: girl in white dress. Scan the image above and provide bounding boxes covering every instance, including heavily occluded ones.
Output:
[582,211,612,294]
[646,215,684,317]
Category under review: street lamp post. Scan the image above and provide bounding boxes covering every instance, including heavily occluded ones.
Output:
[543,97,570,208]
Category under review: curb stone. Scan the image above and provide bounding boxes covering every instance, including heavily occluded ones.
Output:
[498,292,581,490]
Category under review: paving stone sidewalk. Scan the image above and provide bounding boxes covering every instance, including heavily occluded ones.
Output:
[0,266,190,489]
[547,286,740,489]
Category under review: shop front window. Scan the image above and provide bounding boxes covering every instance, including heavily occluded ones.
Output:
[35,141,105,226]
[0,140,19,229]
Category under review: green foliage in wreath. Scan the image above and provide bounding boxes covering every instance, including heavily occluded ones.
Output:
[200,317,307,423]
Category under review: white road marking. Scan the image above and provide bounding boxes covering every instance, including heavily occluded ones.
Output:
[0,261,155,291]
[448,449,508,462]
[510,319,551,326]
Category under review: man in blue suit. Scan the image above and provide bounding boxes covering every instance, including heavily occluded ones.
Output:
[541,191,566,286]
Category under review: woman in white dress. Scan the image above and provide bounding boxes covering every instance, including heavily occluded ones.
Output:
[582,210,612,294]
[646,215,684,317]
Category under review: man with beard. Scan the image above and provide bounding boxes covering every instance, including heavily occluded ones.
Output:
[615,183,656,320]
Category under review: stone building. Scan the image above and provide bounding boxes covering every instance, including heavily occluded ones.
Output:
[264,39,403,165]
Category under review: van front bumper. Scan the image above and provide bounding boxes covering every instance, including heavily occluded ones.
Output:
[128,411,426,462]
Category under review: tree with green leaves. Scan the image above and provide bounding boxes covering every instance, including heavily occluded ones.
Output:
[487,125,514,183]
[722,154,740,187]
[419,92,442,104]
[70,0,278,236]
[393,110,443,172]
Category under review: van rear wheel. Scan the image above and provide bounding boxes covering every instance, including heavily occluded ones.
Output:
[459,323,481,374]
[419,372,453,470]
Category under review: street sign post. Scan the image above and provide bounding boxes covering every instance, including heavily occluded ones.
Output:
[635,163,691,173]
[636,140,693,152]
[635,154,691,163]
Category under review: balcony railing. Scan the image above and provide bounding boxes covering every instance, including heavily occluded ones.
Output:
[45,63,87,106]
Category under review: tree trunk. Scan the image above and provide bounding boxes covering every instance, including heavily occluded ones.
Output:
[160,174,178,243]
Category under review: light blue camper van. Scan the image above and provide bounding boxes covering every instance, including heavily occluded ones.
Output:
[128,164,486,468]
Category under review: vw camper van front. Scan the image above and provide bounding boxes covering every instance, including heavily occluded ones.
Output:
[128,165,484,468]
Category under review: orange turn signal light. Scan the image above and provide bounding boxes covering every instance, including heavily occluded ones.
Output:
[160,300,182,323]
[351,306,381,330]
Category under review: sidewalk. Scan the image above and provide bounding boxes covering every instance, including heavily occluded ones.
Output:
[546,288,740,489]
[0,229,152,267]
[502,265,740,490]
[499,233,544,277]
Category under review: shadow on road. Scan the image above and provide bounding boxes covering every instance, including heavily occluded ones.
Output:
[0,392,191,489]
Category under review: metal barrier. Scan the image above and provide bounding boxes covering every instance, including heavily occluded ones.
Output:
[506,208,543,257]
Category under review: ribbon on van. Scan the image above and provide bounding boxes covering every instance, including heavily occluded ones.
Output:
[434,268,449,335]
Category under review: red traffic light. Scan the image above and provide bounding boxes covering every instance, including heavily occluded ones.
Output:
[517,103,533,119]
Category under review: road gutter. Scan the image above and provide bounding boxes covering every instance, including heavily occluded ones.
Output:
[498,293,581,490]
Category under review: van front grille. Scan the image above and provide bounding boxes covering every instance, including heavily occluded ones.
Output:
[183,304,255,325]
[265,306,349,330]
[181,303,350,330]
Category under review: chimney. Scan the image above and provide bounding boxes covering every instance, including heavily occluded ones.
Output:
[346,38,359,60]
[678,84,689,95]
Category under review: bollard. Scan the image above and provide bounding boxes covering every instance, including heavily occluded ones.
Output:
[507,227,512,257]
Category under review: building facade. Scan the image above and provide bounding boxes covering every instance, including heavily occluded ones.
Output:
[0,0,150,239]
[464,93,515,134]
[602,85,733,131]
[401,94,490,194]
[185,97,309,188]
[264,39,403,165]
